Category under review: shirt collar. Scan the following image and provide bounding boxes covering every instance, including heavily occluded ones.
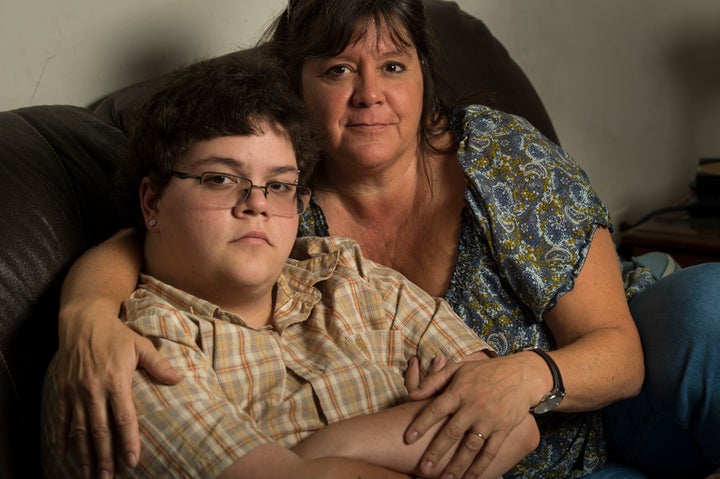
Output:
[137,237,342,328]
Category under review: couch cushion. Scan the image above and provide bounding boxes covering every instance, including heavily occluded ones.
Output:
[0,105,125,478]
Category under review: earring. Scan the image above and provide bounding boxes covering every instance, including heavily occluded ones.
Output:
[149,219,158,227]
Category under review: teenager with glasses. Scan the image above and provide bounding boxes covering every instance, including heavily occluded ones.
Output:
[50,1,720,478]
[167,170,312,216]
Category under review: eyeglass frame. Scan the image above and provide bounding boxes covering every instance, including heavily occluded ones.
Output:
[168,170,312,216]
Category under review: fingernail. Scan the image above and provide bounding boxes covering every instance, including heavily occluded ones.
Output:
[81,466,91,479]
[442,474,455,479]
[406,430,419,443]
[127,452,137,467]
[99,470,111,479]
[421,459,435,474]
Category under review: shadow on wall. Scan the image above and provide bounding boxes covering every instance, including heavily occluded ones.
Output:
[87,5,225,108]
[664,20,720,167]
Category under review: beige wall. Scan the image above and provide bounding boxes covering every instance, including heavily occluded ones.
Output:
[457,0,720,228]
[3,0,719,228]
[1,0,286,110]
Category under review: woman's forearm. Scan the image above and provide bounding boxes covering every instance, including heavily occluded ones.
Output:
[58,228,143,334]
[53,227,182,476]
[292,399,536,478]
[543,227,644,412]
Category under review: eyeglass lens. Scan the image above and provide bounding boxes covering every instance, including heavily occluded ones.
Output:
[199,173,310,216]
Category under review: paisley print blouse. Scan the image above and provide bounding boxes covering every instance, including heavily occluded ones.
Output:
[298,105,654,478]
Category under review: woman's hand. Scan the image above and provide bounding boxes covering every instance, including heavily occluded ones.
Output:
[404,354,541,479]
[54,307,183,478]
[52,228,183,478]
[403,229,643,479]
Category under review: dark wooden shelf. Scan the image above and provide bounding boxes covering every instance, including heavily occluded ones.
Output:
[620,209,720,267]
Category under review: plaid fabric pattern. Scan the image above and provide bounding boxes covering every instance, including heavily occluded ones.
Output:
[41,236,492,478]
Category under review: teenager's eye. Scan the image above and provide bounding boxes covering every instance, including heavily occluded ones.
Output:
[202,173,239,187]
[266,182,295,195]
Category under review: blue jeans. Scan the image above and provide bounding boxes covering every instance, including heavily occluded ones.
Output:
[600,262,720,478]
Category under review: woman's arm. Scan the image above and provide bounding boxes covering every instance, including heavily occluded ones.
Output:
[539,226,644,408]
[291,353,538,479]
[54,228,182,477]
[404,227,643,477]
[292,396,537,479]
[219,356,537,479]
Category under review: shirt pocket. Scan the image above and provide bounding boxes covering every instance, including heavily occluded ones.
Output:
[307,330,409,423]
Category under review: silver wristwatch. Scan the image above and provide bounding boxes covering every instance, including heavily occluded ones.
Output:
[525,347,566,414]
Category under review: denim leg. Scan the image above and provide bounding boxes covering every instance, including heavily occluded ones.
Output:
[603,262,720,478]
[583,462,649,479]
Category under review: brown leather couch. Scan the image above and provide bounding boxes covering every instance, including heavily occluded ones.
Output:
[0,2,557,477]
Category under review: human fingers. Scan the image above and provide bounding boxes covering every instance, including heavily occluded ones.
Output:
[406,360,461,401]
[100,333,175,470]
[460,432,505,479]
[404,382,463,450]
[85,398,115,479]
[436,430,493,479]
[53,393,72,456]
[105,377,140,469]
[137,337,183,385]
[430,354,447,373]
[412,392,485,476]
[419,394,527,479]
[404,357,421,393]
[70,401,97,479]
[405,355,448,394]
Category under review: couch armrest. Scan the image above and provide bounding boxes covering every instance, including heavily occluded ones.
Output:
[0,105,124,479]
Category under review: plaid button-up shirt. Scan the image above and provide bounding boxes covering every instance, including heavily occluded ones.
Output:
[42,236,492,478]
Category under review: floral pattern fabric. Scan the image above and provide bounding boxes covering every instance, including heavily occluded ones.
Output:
[298,105,655,478]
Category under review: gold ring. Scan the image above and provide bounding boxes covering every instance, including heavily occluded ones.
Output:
[469,431,486,440]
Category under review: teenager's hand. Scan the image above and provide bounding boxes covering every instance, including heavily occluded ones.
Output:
[54,312,182,478]
[403,355,447,395]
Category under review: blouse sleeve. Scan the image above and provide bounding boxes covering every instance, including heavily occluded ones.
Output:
[454,105,612,319]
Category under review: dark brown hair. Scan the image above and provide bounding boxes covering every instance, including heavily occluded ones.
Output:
[117,53,319,227]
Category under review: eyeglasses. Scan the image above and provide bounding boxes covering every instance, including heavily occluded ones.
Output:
[169,170,312,216]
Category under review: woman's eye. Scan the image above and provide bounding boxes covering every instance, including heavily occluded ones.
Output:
[325,64,353,77]
[384,61,406,74]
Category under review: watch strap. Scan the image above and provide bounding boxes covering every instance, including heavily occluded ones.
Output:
[525,347,565,413]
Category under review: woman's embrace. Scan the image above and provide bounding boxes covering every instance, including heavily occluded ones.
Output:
[48,1,720,478]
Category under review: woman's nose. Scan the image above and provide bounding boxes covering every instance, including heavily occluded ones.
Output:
[352,73,384,107]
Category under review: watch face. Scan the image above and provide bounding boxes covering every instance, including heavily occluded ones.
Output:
[533,393,565,414]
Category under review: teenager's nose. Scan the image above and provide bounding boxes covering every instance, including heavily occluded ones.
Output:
[235,186,269,216]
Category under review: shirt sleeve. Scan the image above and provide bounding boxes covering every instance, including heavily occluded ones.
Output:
[415,297,497,373]
[122,294,272,478]
[455,105,612,319]
[329,238,496,372]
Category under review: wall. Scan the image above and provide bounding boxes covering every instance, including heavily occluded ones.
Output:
[3,0,719,228]
[457,0,720,229]
[1,0,286,110]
